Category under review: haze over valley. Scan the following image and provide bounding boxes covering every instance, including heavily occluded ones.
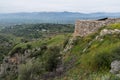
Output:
[0,12,120,25]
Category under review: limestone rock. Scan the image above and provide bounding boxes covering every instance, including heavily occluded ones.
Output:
[74,18,120,37]
[100,29,120,36]
[110,60,120,74]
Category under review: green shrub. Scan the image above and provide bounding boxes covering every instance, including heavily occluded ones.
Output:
[10,46,27,56]
[44,46,61,71]
[91,46,120,71]
[107,23,120,29]
[10,47,22,56]
[40,43,47,51]
[93,52,112,70]
[26,44,32,49]
[111,46,120,60]
[63,38,69,48]
[80,41,120,71]
[18,61,44,80]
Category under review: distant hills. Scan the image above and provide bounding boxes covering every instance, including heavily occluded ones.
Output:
[0,12,120,25]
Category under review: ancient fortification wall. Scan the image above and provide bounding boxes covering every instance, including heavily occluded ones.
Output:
[74,18,120,37]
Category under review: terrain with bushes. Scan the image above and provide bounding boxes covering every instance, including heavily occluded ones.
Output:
[0,23,120,80]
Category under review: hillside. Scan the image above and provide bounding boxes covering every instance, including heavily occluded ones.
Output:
[0,24,74,39]
[0,23,120,80]
[0,23,73,72]
[60,23,120,80]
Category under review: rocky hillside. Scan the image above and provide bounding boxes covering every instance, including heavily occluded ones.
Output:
[0,23,120,80]
[59,23,120,80]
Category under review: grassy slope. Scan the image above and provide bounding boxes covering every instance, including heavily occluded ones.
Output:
[9,34,71,56]
[56,23,120,80]
[6,23,120,80]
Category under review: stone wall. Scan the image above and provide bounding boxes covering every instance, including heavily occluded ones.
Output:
[73,18,120,37]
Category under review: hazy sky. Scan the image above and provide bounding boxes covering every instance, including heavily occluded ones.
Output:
[0,0,120,13]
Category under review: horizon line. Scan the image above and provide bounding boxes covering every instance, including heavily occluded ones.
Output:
[0,11,120,14]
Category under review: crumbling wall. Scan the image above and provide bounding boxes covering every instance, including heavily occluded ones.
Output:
[74,18,120,37]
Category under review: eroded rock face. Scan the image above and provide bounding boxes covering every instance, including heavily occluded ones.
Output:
[100,29,120,36]
[74,20,105,37]
[74,18,120,37]
[110,60,120,74]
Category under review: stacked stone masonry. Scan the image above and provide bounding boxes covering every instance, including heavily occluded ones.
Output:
[74,18,120,37]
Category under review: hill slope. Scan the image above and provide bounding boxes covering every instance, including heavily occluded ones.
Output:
[0,23,120,80]
[59,23,120,80]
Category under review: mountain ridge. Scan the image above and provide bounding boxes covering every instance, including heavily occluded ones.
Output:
[0,12,120,25]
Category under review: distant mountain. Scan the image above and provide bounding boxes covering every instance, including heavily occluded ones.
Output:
[0,12,120,25]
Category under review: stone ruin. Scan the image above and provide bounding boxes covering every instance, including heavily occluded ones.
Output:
[73,18,120,37]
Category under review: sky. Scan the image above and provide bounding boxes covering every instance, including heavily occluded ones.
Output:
[0,0,120,13]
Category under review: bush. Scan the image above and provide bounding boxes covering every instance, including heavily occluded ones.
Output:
[18,61,44,80]
[111,46,120,60]
[10,46,27,56]
[80,42,120,71]
[10,47,22,56]
[40,43,47,51]
[44,46,61,71]
[26,44,32,49]
[91,46,120,71]
[93,52,112,70]
[63,38,69,48]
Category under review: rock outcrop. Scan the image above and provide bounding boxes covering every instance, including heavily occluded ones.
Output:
[74,18,120,37]
[100,29,120,36]
[110,60,120,77]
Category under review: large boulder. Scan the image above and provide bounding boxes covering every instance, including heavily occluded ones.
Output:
[110,60,120,74]
[100,29,120,36]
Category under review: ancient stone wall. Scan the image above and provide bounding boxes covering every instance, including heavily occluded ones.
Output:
[74,18,120,37]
